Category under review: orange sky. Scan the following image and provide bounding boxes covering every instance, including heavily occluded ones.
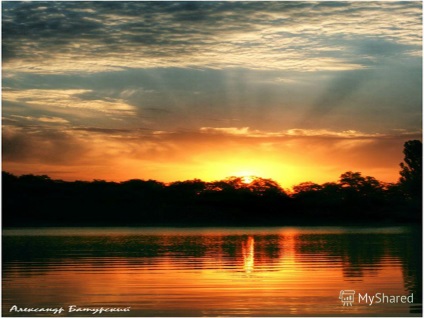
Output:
[2,125,419,188]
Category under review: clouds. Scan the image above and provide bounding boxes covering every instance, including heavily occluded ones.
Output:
[4,65,421,134]
[2,2,421,73]
[2,125,89,165]
[2,2,421,186]
[3,88,136,123]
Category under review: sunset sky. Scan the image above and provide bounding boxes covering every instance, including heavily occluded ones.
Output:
[2,1,422,188]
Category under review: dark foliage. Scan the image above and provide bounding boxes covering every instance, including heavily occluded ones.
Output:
[2,141,422,227]
[399,140,422,199]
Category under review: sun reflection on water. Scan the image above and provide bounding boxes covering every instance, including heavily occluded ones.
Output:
[242,236,255,274]
[2,227,420,316]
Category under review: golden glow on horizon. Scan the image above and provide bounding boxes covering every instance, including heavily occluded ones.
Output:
[3,150,402,190]
[2,126,406,189]
[192,156,342,189]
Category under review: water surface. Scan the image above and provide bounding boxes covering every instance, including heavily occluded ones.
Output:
[2,226,422,316]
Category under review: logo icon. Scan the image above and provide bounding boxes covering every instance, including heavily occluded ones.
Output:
[339,290,355,306]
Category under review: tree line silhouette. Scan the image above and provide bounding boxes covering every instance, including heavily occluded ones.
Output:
[2,140,422,226]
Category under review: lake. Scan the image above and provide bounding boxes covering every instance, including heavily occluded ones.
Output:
[2,226,422,316]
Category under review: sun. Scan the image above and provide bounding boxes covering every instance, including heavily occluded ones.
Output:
[232,170,257,184]
[241,175,254,184]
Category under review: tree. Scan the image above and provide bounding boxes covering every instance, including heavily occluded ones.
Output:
[248,177,285,195]
[339,171,366,191]
[167,179,206,196]
[339,171,382,192]
[2,171,18,184]
[292,182,322,194]
[338,171,385,208]
[292,182,322,200]
[399,140,422,198]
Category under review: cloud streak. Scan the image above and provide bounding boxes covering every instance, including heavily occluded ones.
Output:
[200,126,391,138]
[3,88,136,119]
[2,2,421,74]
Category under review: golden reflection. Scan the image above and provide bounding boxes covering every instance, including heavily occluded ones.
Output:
[3,230,416,316]
[242,236,255,274]
[281,229,297,259]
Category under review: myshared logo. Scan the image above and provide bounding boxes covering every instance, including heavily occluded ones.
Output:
[339,290,414,306]
[358,293,414,306]
[339,290,355,306]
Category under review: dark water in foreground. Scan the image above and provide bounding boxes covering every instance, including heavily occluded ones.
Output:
[2,227,422,316]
